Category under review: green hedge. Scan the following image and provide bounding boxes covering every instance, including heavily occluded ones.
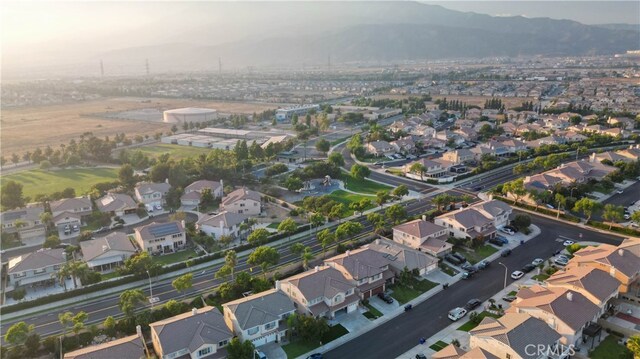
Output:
[495,196,581,223]
[587,220,640,236]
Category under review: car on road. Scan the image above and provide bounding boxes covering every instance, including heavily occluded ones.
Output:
[465,298,482,310]
[92,227,108,234]
[511,271,525,280]
[461,263,474,271]
[500,227,515,235]
[306,354,323,359]
[462,271,474,280]
[501,249,512,257]
[448,307,468,321]
[616,189,624,194]
[477,260,490,270]
[488,237,504,246]
[554,257,569,266]
[415,354,427,359]
[502,295,517,302]
[563,240,574,246]
[532,258,544,266]
[521,264,536,273]
[377,292,394,304]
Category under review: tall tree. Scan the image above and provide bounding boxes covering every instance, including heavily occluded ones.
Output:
[119,289,146,318]
[350,164,371,180]
[310,212,325,234]
[392,185,409,199]
[327,152,345,167]
[317,228,335,258]
[603,204,624,229]
[409,163,426,181]
[227,337,255,359]
[573,197,602,222]
[247,228,270,245]
[118,164,136,188]
[385,204,408,224]
[315,138,331,154]
[4,321,34,352]
[367,212,386,234]
[335,221,364,241]
[554,193,566,219]
[1,180,25,210]
[376,190,391,208]
[277,218,298,241]
[224,250,238,281]
[172,273,193,298]
[247,246,280,278]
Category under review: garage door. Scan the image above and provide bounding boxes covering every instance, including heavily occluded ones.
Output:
[371,285,384,296]
[251,332,276,347]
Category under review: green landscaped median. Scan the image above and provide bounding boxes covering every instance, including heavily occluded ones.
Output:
[326,190,375,215]
[389,279,438,304]
[282,324,349,358]
[3,167,119,199]
[340,171,391,194]
[134,144,212,160]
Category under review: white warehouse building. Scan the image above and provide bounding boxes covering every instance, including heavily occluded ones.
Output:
[163,107,217,124]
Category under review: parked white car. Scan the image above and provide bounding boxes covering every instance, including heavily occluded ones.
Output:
[563,240,574,246]
[511,271,524,280]
[532,258,544,266]
[448,307,468,321]
[500,227,515,235]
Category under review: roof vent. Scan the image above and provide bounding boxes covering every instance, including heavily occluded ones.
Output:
[192,308,198,315]
[346,250,351,256]
[618,249,624,257]
[102,245,108,252]
[314,266,320,272]
[566,292,573,302]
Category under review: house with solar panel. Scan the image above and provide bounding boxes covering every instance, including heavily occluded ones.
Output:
[133,221,186,255]
[0,204,46,241]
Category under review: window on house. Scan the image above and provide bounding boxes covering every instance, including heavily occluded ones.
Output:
[247,327,259,335]
[265,322,276,330]
[218,340,228,347]
[198,347,211,357]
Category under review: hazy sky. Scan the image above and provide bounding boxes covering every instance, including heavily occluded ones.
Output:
[424,1,640,25]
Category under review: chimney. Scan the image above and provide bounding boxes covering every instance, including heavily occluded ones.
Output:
[181,220,186,229]
[220,220,224,230]
[422,215,427,221]
[618,249,624,257]
[220,180,224,195]
[275,280,281,290]
[102,245,108,252]
[165,178,169,184]
[346,250,351,256]
[314,266,319,272]
[136,325,143,337]
[566,292,573,301]
[192,308,198,315]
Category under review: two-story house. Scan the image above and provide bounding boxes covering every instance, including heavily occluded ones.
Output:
[509,285,601,346]
[134,221,186,255]
[50,197,93,229]
[65,333,147,359]
[134,182,171,208]
[220,188,262,216]
[150,306,233,359]
[390,137,416,154]
[442,149,475,165]
[324,248,395,299]
[469,313,565,359]
[223,289,296,347]
[404,158,452,179]
[545,266,620,307]
[196,211,248,239]
[365,238,439,275]
[365,140,396,157]
[434,200,512,240]
[95,192,138,217]
[79,232,137,272]
[392,219,452,257]
[280,266,359,319]
[0,204,46,240]
[7,248,66,290]
[181,180,224,207]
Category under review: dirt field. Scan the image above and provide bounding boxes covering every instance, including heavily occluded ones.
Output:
[1,97,280,156]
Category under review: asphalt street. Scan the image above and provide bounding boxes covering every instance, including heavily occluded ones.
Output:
[324,212,625,359]
[591,180,640,222]
[0,200,438,342]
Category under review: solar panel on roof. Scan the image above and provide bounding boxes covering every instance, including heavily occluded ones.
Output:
[148,222,180,237]
[3,210,27,221]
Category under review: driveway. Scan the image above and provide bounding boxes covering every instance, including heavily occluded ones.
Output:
[330,310,370,333]
[258,342,287,359]
[369,295,400,315]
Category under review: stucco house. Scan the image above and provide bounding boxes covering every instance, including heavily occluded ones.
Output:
[434,200,512,240]
[222,289,295,347]
[134,182,171,207]
[134,221,186,255]
[196,211,248,239]
[150,306,233,359]
[80,232,137,272]
[280,266,359,319]
[0,204,46,240]
[7,248,66,290]
[365,238,439,275]
[96,193,138,217]
[181,180,224,206]
[65,334,147,359]
[325,248,395,299]
[392,219,452,257]
[220,188,262,216]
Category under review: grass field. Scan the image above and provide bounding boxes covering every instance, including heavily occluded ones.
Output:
[429,341,449,352]
[457,311,501,332]
[282,324,349,358]
[133,144,212,160]
[153,249,198,266]
[363,302,383,319]
[340,171,391,194]
[2,167,119,198]
[462,245,498,264]
[389,279,438,304]
[326,190,375,215]
[589,335,632,359]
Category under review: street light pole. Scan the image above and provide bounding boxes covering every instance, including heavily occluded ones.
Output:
[498,262,508,290]
[146,270,154,309]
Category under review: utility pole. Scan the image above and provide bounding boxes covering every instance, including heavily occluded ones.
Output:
[498,262,508,289]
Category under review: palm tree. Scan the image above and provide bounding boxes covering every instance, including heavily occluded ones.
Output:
[225,250,237,281]
[55,266,71,291]
[409,163,426,181]
[554,193,566,219]
[301,247,314,270]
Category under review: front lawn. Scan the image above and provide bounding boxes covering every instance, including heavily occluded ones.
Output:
[389,279,438,304]
[439,263,458,276]
[282,324,349,358]
[153,249,198,266]
[340,171,391,194]
[463,245,498,264]
[532,273,550,281]
[363,301,383,319]
[429,340,449,352]
[589,335,632,359]
[3,167,119,198]
[457,311,501,332]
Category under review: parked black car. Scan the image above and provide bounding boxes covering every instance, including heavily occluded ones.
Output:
[461,263,474,271]
[378,292,394,304]
[445,254,464,265]
[465,298,482,310]
[452,252,467,263]
[501,249,512,257]
[489,237,504,247]
[502,295,517,302]
[477,260,490,270]
[521,264,536,273]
